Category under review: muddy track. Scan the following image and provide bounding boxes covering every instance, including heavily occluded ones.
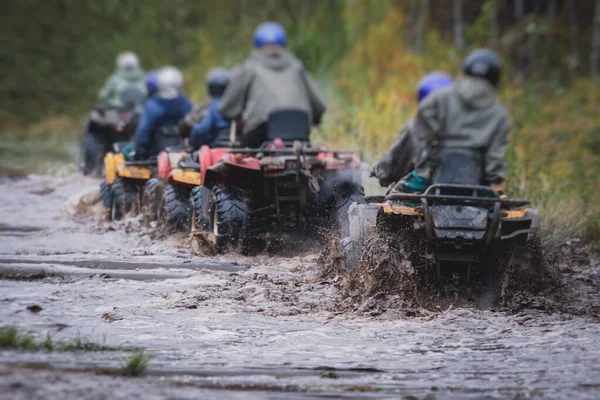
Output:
[1,175,599,399]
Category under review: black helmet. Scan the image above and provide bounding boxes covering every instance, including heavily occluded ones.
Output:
[206,68,229,98]
[462,48,501,87]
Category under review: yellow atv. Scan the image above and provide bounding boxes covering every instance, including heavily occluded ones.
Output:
[103,149,155,221]
[346,184,539,284]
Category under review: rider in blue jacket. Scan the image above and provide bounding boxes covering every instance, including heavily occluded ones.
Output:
[134,66,192,159]
[190,68,231,149]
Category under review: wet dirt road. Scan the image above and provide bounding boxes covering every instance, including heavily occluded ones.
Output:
[1,174,599,399]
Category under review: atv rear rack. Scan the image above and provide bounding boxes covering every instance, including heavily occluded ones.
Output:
[385,184,530,208]
[228,149,356,156]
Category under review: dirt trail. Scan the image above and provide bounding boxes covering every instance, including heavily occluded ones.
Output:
[1,174,599,399]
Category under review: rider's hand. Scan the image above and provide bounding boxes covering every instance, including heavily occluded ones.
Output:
[491,183,503,192]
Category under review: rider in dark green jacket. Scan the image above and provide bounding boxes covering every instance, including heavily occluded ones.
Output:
[98,52,147,109]
[398,49,510,193]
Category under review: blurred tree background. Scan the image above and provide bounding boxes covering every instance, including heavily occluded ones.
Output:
[0,0,599,243]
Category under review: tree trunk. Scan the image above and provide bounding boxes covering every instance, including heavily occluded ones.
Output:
[488,0,499,47]
[453,0,464,48]
[514,0,526,81]
[591,0,600,79]
[569,0,581,73]
[415,0,430,51]
[514,0,524,20]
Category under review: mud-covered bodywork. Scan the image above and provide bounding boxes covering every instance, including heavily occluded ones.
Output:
[203,146,362,235]
[350,184,539,280]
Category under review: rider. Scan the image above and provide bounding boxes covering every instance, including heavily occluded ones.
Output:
[98,52,147,109]
[146,70,160,98]
[219,21,327,148]
[133,66,192,160]
[397,49,510,193]
[372,72,452,188]
[189,68,231,149]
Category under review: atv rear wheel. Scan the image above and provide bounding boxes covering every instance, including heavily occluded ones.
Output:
[99,180,111,209]
[142,178,162,225]
[211,186,248,253]
[160,184,190,232]
[190,186,211,232]
[335,184,365,238]
[110,178,137,221]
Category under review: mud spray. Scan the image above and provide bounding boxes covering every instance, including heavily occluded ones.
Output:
[318,234,600,320]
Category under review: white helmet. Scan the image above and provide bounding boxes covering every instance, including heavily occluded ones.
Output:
[157,66,184,99]
[116,51,139,69]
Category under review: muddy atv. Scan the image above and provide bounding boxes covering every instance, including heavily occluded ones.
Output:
[101,127,185,221]
[80,87,145,177]
[157,138,230,232]
[347,184,539,285]
[193,109,363,253]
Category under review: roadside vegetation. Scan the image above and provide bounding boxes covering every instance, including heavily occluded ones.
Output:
[121,350,151,377]
[0,326,151,377]
[0,327,112,352]
[2,1,598,246]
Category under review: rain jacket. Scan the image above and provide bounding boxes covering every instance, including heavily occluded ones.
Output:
[98,67,147,109]
[372,121,424,187]
[413,76,510,184]
[134,94,192,159]
[190,99,231,149]
[178,102,210,139]
[219,49,327,135]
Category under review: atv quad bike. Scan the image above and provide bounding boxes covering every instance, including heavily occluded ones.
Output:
[101,126,185,221]
[193,109,363,253]
[348,176,539,285]
[157,135,230,232]
[81,87,145,177]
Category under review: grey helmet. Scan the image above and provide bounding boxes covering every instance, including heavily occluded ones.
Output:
[157,66,184,99]
[462,48,502,87]
[206,68,229,98]
[116,52,139,69]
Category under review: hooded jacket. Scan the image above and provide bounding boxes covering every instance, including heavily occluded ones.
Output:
[98,67,147,109]
[372,121,424,187]
[219,49,327,135]
[134,93,192,159]
[190,99,231,149]
[413,76,510,183]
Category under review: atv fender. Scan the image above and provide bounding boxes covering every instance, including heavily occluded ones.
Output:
[167,168,201,186]
[104,152,125,184]
[348,203,381,242]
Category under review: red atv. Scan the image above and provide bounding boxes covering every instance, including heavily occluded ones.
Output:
[191,109,363,253]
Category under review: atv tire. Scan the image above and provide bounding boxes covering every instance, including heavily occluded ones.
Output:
[142,178,162,224]
[211,186,248,253]
[110,178,137,221]
[81,133,105,177]
[99,180,111,209]
[160,184,190,232]
[190,186,212,232]
[335,184,365,238]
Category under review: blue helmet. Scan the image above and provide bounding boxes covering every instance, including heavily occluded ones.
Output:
[254,21,287,48]
[417,72,453,102]
[146,70,159,96]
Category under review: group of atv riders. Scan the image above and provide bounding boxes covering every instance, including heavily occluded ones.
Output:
[86,21,514,255]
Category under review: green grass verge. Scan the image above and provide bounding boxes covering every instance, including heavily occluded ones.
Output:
[121,350,151,377]
[0,327,112,352]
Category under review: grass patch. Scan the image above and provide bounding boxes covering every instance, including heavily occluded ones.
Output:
[0,326,113,352]
[0,116,80,176]
[121,350,151,377]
